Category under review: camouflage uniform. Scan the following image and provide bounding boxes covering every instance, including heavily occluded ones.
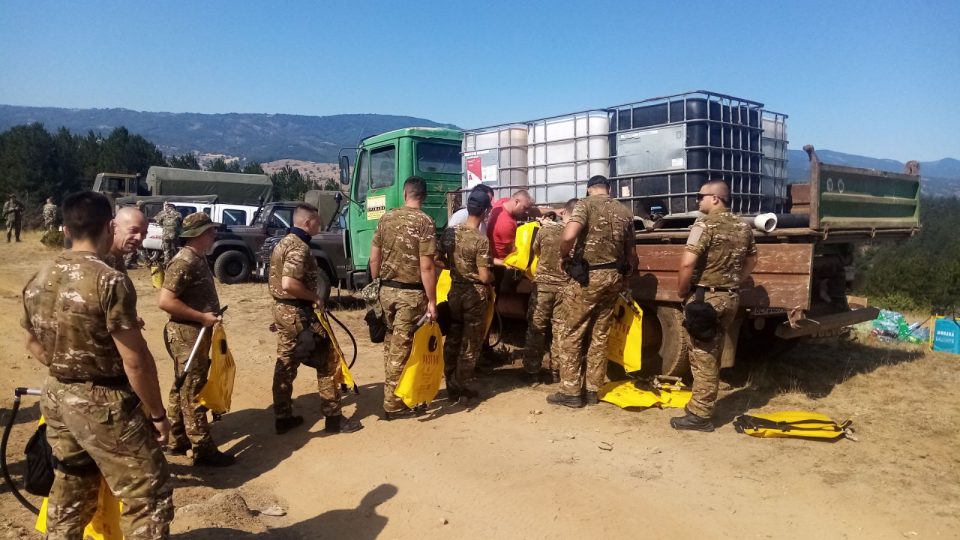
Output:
[269,232,342,418]
[683,211,757,419]
[155,208,182,266]
[373,207,436,413]
[40,202,58,243]
[101,251,129,275]
[21,251,172,539]
[523,221,569,374]
[4,197,24,242]
[556,195,634,397]
[162,246,221,455]
[439,225,492,393]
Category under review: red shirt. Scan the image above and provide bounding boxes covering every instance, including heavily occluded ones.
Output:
[487,198,517,259]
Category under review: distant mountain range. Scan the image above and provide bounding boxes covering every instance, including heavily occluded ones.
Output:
[0,104,457,164]
[786,149,960,196]
[1,104,957,195]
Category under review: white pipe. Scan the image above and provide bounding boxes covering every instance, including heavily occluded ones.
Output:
[750,213,778,232]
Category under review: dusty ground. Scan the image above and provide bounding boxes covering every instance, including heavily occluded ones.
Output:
[1,231,958,539]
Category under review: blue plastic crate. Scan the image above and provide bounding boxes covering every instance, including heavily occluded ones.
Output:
[932,318,960,354]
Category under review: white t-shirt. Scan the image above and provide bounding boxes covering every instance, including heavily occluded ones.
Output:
[447,207,487,234]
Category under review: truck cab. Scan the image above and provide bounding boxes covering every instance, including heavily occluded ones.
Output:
[93,172,148,198]
[339,127,463,288]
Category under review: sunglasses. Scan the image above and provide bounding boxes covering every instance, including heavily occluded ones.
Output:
[696,193,715,200]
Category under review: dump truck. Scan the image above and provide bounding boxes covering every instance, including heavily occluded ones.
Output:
[332,92,920,375]
[93,166,273,206]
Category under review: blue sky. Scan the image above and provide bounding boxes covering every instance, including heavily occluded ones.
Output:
[0,0,957,162]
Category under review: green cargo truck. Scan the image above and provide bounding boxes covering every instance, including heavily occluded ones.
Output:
[336,124,920,376]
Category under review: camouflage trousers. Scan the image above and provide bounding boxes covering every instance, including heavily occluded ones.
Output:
[522,283,565,373]
[272,303,341,418]
[380,287,426,412]
[40,223,57,244]
[685,291,740,419]
[6,218,21,241]
[40,377,173,540]
[161,239,177,267]
[555,269,622,397]
[164,321,215,456]
[443,282,490,393]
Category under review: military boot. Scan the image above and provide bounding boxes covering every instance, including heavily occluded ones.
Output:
[546,392,584,408]
[383,407,418,421]
[275,415,305,434]
[584,391,599,405]
[670,411,715,432]
[324,414,363,433]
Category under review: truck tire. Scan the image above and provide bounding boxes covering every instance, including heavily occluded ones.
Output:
[639,304,690,377]
[214,250,251,284]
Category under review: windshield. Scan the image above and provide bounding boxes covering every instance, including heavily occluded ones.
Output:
[417,142,462,174]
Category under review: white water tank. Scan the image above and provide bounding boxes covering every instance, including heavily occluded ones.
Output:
[527,111,610,203]
[462,125,528,190]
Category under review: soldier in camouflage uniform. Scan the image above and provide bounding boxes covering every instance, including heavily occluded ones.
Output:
[20,192,173,539]
[370,177,438,419]
[4,194,24,242]
[548,176,637,408]
[438,190,494,402]
[102,206,149,275]
[270,203,362,434]
[158,212,235,465]
[521,198,578,384]
[671,180,757,432]
[40,197,58,244]
[155,202,183,267]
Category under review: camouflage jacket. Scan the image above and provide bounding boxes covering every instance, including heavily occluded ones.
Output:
[21,251,140,380]
[3,199,24,223]
[440,225,492,285]
[568,194,633,266]
[42,203,58,226]
[372,206,436,283]
[532,221,569,286]
[101,252,129,276]
[163,246,220,315]
[156,208,183,241]
[269,233,319,301]
[685,211,758,289]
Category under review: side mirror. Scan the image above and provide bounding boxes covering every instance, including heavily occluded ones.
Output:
[339,156,350,185]
[335,192,343,204]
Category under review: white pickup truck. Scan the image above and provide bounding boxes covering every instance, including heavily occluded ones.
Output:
[142,202,259,251]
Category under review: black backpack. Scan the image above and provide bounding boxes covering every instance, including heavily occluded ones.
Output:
[24,423,55,497]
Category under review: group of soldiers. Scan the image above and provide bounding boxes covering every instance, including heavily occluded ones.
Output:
[19,174,756,538]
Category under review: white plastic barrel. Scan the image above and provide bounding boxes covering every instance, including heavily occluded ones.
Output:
[526,111,609,203]
[462,125,528,189]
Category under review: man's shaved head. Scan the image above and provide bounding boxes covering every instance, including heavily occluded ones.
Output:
[294,203,322,235]
[113,206,148,254]
[702,180,730,201]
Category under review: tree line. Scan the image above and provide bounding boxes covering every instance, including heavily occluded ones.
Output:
[0,123,337,223]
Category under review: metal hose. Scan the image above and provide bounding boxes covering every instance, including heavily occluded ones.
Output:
[1,388,41,515]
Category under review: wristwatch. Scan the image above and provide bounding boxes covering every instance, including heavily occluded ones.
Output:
[149,412,167,422]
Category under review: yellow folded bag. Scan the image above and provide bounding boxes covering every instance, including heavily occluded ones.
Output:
[598,379,692,410]
[733,411,855,441]
[394,322,444,408]
[606,295,643,373]
[316,310,358,393]
[436,269,452,304]
[35,416,123,540]
[503,222,540,273]
[150,265,164,289]
[196,323,236,413]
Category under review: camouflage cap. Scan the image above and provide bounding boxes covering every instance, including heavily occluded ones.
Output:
[179,212,220,238]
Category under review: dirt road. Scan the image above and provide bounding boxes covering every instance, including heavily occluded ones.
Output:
[1,233,958,539]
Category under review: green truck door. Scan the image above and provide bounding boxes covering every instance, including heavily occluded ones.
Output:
[349,144,398,270]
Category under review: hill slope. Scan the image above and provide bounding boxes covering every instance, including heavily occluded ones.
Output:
[786,149,960,196]
[0,105,458,163]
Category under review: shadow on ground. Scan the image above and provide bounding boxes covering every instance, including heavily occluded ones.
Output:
[714,336,925,425]
[177,483,397,539]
